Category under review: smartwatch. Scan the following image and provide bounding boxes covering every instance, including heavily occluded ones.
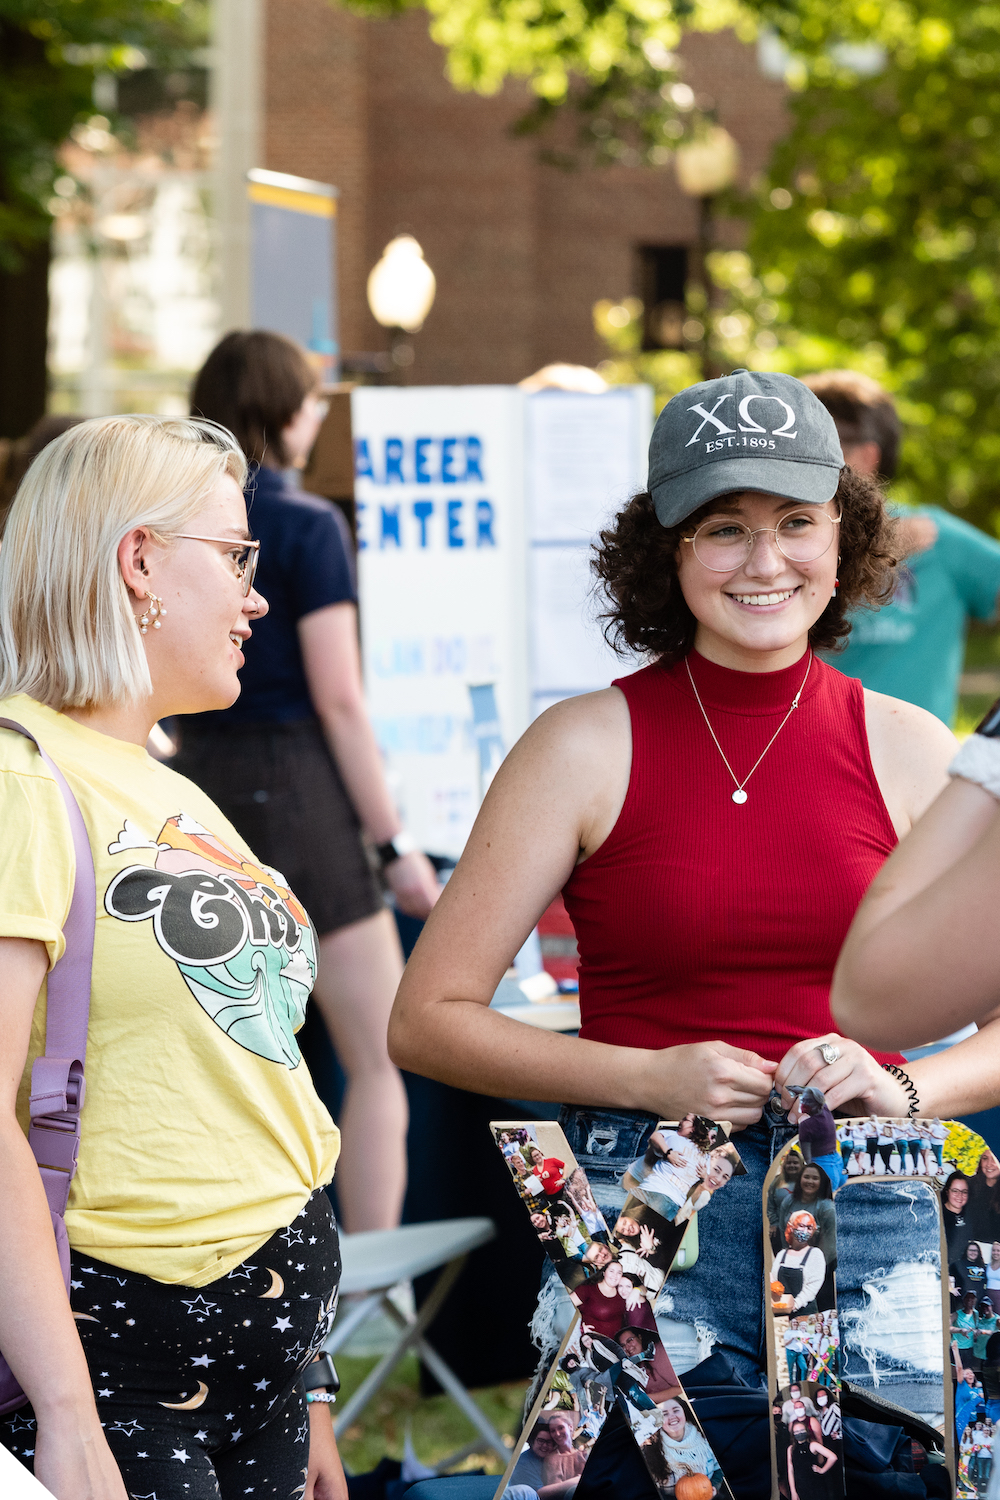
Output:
[301,1353,340,1394]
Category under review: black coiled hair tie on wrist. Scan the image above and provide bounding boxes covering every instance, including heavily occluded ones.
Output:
[882,1062,921,1118]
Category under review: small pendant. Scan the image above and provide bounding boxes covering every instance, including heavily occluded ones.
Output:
[732,789,748,804]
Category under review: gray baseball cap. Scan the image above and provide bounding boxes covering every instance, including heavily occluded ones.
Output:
[647,369,845,528]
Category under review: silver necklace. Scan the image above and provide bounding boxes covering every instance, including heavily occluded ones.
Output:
[685,652,814,805]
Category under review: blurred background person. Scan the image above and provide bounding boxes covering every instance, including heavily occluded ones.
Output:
[181,330,440,1231]
[806,370,1000,727]
[0,414,83,534]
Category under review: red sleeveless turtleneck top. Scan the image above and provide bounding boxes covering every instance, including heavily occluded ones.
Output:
[563,651,903,1066]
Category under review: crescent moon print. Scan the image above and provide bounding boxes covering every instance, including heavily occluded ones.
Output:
[159,1380,209,1410]
[259,1267,284,1298]
[73,1312,100,1322]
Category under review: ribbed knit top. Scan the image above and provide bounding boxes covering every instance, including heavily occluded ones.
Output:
[563,650,903,1066]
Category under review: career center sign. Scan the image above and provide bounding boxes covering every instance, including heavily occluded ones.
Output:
[353,384,650,859]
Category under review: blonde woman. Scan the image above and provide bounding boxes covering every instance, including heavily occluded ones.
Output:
[0,417,344,1500]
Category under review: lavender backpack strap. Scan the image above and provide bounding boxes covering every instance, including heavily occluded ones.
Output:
[0,719,96,1219]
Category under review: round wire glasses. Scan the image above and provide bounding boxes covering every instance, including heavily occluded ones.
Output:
[683,509,841,572]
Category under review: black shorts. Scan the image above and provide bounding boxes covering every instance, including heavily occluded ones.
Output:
[0,1190,341,1499]
[174,718,384,937]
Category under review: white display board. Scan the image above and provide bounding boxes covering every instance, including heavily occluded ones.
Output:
[525,388,651,717]
[354,385,651,859]
[354,386,528,857]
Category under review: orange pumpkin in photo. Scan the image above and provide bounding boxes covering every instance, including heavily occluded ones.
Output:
[674,1474,714,1500]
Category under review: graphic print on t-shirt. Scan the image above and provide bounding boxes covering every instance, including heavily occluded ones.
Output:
[104,811,316,1068]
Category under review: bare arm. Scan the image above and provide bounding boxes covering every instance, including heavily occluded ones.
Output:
[298,603,439,918]
[831,771,1000,1051]
[388,691,777,1125]
[0,937,127,1500]
[769,692,958,1110]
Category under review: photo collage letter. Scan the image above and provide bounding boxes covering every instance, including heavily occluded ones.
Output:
[764,1111,995,1500]
[492,1117,746,1499]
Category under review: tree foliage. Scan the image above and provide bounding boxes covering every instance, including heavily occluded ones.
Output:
[0,0,204,264]
[741,2,1000,533]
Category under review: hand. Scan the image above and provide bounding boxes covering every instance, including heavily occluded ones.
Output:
[639,1041,777,1128]
[637,1225,658,1258]
[34,1416,129,1500]
[384,850,441,920]
[623,1284,647,1310]
[773,1033,910,1118]
[773,1038,917,1122]
[305,1400,348,1500]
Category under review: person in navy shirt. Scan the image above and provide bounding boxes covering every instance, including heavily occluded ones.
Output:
[178,331,440,1233]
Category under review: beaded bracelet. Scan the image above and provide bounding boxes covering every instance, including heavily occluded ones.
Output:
[306,1390,337,1404]
[882,1062,920,1118]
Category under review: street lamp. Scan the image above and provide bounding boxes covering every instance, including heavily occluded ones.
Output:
[366,234,436,379]
[674,124,739,377]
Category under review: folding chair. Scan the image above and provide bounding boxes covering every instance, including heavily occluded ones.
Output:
[323,1217,512,1472]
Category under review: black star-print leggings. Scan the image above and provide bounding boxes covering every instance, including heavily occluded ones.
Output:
[0,1188,341,1499]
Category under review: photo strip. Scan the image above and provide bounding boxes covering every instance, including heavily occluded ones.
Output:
[763,1137,845,1500]
[492,1118,745,1499]
[830,1115,996,1485]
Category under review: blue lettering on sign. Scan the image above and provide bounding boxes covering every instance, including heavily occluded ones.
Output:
[441,437,459,483]
[385,438,405,483]
[354,436,487,485]
[476,500,495,546]
[413,500,433,547]
[414,437,433,484]
[380,506,401,548]
[465,437,484,481]
[354,439,374,480]
[357,498,497,550]
[447,500,464,548]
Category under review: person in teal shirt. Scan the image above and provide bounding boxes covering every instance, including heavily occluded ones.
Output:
[807,370,1000,725]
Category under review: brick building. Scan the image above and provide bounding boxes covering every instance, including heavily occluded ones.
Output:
[217,0,788,384]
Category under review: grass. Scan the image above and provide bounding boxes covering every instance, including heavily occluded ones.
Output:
[336,1352,527,1477]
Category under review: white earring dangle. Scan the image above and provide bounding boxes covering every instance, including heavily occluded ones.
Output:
[138,591,166,635]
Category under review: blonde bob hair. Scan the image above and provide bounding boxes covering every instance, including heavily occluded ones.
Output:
[0,414,247,710]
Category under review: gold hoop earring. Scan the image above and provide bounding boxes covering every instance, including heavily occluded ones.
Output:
[138,591,166,635]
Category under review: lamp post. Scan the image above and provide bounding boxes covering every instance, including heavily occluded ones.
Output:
[366,235,436,381]
[674,124,739,378]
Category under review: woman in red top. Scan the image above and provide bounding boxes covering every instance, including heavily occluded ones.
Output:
[529,1146,567,1195]
[388,372,980,1431]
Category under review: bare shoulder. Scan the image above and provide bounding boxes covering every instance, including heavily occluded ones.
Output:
[864,689,957,831]
[506,685,631,769]
[485,686,632,858]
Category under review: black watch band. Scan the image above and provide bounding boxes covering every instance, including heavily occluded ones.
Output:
[374,832,415,869]
[301,1353,340,1394]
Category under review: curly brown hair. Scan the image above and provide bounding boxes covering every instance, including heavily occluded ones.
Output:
[593,467,898,663]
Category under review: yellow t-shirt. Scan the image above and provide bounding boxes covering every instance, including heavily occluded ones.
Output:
[0,695,340,1287]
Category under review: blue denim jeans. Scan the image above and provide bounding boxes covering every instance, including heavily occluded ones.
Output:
[535,1104,797,1388]
[835,1179,946,1427]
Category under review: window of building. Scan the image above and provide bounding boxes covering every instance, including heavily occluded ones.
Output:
[637,245,688,351]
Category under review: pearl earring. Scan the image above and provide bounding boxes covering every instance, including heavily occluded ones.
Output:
[138,591,166,635]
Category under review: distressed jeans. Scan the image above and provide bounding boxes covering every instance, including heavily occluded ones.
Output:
[534,1108,947,1429]
[835,1179,946,1427]
[532,1104,797,1388]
